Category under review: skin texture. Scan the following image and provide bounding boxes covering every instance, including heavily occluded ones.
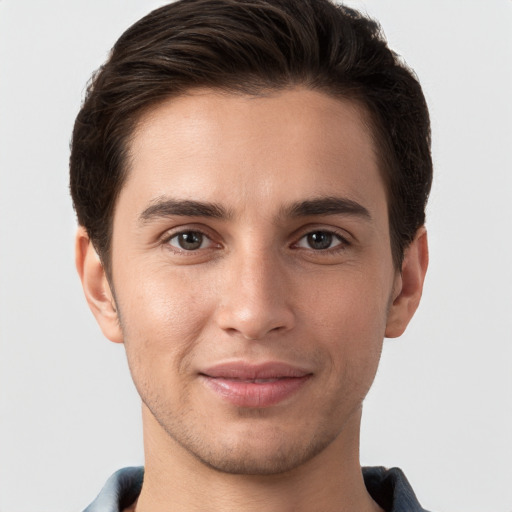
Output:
[76,88,428,512]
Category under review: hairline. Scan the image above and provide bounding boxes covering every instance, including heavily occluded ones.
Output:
[97,83,400,281]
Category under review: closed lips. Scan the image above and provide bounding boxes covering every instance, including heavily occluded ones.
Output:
[200,362,313,408]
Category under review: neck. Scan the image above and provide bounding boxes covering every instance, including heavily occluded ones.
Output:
[133,406,382,512]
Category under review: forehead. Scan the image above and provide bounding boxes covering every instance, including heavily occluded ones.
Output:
[119,87,386,221]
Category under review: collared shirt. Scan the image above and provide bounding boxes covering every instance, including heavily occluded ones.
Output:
[83,466,429,512]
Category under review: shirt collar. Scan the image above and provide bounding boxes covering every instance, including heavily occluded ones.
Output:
[83,466,429,512]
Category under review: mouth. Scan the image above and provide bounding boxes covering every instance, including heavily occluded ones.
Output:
[199,361,313,408]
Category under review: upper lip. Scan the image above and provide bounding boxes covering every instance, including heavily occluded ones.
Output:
[200,361,312,380]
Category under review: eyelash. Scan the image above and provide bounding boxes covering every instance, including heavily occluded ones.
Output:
[161,227,351,255]
[293,229,350,253]
[163,228,217,252]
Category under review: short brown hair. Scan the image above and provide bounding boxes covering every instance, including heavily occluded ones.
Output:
[70,0,432,275]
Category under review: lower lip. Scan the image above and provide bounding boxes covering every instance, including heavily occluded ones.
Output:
[200,375,311,408]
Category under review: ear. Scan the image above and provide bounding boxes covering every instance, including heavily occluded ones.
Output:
[385,227,429,338]
[75,226,124,343]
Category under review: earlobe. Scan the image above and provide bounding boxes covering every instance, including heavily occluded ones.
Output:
[75,227,124,344]
[385,227,429,338]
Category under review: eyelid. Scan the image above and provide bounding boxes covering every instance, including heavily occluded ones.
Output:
[160,224,223,251]
[157,223,353,255]
[291,225,352,247]
[167,232,214,250]
[295,232,344,250]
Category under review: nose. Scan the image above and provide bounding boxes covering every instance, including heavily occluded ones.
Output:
[214,250,295,340]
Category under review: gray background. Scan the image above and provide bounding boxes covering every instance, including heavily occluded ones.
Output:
[0,1,511,510]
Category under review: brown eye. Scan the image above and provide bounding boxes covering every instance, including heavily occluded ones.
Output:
[168,231,208,251]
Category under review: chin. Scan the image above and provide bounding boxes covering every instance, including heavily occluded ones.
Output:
[170,420,338,476]
[140,377,363,477]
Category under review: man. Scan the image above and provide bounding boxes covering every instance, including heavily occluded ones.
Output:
[70,0,431,510]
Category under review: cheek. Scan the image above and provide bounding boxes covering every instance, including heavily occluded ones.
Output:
[303,268,391,338]
[116,269,214,376]
[301,270,389,382]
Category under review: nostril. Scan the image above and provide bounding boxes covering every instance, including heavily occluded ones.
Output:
[223,323,290,341]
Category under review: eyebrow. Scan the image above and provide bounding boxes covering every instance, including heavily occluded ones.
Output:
[138,195,371,225]
[284,197,371,220]
[139,198,231,224]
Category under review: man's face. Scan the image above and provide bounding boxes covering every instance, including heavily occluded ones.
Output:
[109,88,400,474]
